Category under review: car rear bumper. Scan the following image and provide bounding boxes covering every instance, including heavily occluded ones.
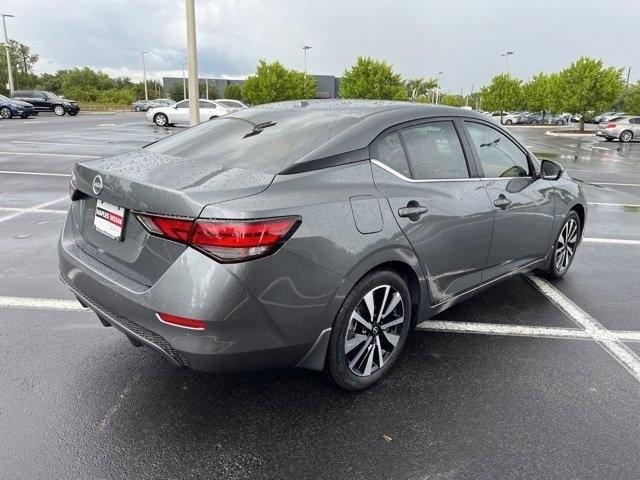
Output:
[58,213,348,373]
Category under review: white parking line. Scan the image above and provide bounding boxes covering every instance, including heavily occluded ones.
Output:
[588,202,640,207]
[10,140,116,148]
[0,207,67,214]
[0,296,84,311]
[0,151,99,158]
[583,237,640,245]
[527,274,640,382]
[0,196,68,224]
[589,182,640,187]
[0,170,71,177]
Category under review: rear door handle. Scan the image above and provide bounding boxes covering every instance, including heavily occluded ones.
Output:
[493,195,512,209]
[398,202,428,221]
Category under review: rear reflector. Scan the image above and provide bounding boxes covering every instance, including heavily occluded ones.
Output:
[156,312,207,330]
[135,213,300,262]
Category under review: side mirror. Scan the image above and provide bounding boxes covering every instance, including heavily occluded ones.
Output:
[540,159,563,181]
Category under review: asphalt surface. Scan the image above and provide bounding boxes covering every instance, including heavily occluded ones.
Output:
[1,113,639,479]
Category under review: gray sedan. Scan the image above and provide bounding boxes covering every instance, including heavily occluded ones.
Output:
[595,116,640,142]
[59,100,587,390]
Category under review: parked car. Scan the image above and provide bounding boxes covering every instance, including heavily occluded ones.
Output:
[147,98,176,109]
[0,93,36,119]
[146,98,236,126]
[518,112,545,124]
[11,90,80,116]
[60,100,587,390]
[491,111,520,125]
[132,100,152,112]
[547,113,570,126]
[595,116,640,142]
[601,112,626,123]
[214,99,248,110]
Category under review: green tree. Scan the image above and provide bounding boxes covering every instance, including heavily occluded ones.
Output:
[439,94,464,107]
[551,57,624,132]
[623,81,640,115]
[242,60,316,105]
[340,56,407,100]
[405,77,438,100]
[168,82,185,101]
[0,39,39,94]
[478,73,523,114]
[522,72,551,119]
[224,83,243,100]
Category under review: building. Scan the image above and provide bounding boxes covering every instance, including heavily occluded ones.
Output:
[162,75,341,99]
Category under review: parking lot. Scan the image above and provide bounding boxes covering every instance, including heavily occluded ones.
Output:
[1,113,639,479]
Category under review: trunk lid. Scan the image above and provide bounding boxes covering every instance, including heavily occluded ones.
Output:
[69,149,274,285]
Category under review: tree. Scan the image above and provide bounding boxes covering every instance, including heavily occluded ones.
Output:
[340,56,407,100]
[478,73,522,114]
[551,57,624,132]
[0,39,39,94]
[439,94,464,107]
[242,60,316,105]
[623,81,640,115]
[405,77,438,100]
[522,72,550,119]
[224,83,243,100]
[168,82,185,101]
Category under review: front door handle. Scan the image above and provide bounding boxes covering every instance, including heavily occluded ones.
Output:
[398,201,428,221]
[494,195,512,209]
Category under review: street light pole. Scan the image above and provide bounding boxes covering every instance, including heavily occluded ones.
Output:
[435,71,444,104]
[185,0,200,126]
[302,45,312,95]
[1,14,15,94]
[501,51,515,73]
[141,50,149,101]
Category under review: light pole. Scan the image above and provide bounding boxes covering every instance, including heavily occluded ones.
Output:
[205,75,208,100]
[1,14,15,94]
[501,51,515,73]
[435,71,444,104]
[141,50,149,100]
[182,63,186,100]
[302,45,312,95]
[185,0,200,126]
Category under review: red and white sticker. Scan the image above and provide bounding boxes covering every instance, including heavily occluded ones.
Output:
[94,200,125,240]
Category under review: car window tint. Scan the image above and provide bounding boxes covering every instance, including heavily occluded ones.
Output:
[372,131,411,178]
[401,121,468,179]
[199,100,215,108]
[630,118,640,124]
[465,122,530,178]
[175,100,188,108]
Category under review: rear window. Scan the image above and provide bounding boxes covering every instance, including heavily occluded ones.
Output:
[145,109,359,174]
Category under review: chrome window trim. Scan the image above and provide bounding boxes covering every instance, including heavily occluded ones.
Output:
[371,159,524,182]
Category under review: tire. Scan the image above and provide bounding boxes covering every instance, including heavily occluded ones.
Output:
[505,119,513,125]
[153,113,169,126]
[53,105,66,116]
[135,106,141,112]
[620,130,633,143]
[0,106,12,119]
[556,120,565,126]
[209,116,218,121]
[541,211,581,279]
[605,137,613,142]
[20,114,29,119]
[68,111,78,116]
[326,269,412,391]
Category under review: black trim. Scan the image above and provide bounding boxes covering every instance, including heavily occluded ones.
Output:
[279,148,370,174]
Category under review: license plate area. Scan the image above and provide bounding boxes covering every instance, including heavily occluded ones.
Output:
[94,200,126,241]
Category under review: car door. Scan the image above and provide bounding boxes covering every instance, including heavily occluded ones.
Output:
[171,100,190,123]
[199,100,218,119]
[463,120,555,282]
[371,118,495,306]
[629,117,640,137]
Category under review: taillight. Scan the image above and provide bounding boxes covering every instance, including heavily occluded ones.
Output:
[156,312,207,330]
[135,213,300,262]
[605,123,617,129]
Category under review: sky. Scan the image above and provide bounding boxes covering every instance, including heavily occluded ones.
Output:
[3,0,639,93]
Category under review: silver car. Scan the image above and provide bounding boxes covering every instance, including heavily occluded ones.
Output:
[595,116,640,142]
[59,100,587,390]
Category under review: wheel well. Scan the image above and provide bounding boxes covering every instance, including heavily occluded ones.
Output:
[571,204,585,234]
[359,261,421,329]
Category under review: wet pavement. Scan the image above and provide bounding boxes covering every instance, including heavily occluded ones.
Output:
[1,114,639,479]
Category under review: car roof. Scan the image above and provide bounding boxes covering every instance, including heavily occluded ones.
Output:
[225,99,488,174]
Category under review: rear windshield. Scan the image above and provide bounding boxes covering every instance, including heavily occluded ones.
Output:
[145,109,359,174]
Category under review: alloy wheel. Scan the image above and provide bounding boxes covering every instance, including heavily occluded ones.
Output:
[344,285,405,377]
[155,114,167,126]
[0,107,11,119]
[620,131,633,142]
[555,218,578,272]
[54,105,65,116]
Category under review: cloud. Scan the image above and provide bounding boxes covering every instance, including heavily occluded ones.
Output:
[4,0,639,91]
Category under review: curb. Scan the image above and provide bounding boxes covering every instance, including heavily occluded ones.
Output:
[545,130,595,138]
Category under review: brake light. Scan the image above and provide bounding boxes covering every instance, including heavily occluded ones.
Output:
[156,312,207,330]
[135,213,300,262]
[605,123,617,128]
